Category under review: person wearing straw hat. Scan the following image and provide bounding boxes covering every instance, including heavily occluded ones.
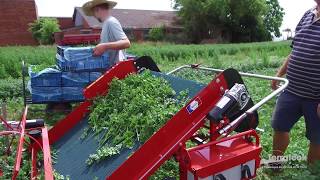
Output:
[82,0,130,65]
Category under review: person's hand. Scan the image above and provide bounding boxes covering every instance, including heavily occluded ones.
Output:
[93,44,107,56]
[271,79,280,90]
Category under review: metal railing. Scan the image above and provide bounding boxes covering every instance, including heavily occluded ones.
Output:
[167,65,289,136]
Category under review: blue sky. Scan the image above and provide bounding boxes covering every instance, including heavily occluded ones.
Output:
[35,0,317,37]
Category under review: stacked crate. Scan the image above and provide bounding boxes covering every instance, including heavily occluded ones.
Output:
[28,46,110,103]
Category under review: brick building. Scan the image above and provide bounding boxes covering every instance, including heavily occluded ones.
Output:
[0,0,38,46]
[0,0,180,45]
[57,8,181,42]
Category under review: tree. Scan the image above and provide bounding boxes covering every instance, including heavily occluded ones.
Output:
[283,28,292,40]
[173,0,284,43]
[148,26,165,41]
[264,0,285,38]
[28,18,60,45]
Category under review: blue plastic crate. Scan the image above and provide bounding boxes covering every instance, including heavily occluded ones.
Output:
[62,72,90,87]
[63,47,94,61]
[89,72,103,82]
[29,66,62,87]
[57,46,70,57]
[62,87,85,102]
[56,54,110,72]
[56,54,70,71]
[30,86,62,103]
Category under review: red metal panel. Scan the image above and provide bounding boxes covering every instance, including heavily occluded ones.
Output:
[108,73,228,180]
[185,130,261,178]
[12,106,28,180]
[41,127,54,180]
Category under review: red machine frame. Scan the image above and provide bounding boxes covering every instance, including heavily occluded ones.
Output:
[0,106,54,180]
[47,60,288,179]
[1,59,288,179]
[179,130,261,179]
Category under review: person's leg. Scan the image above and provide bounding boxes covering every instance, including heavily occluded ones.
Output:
[273,131,290,157]
[271,91,303,157]
[302,101,320,164]
[308,143,320,163]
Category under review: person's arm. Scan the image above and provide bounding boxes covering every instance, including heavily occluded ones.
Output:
[93,39,131,56]
[271,54,290,90]
[94,18,131,56]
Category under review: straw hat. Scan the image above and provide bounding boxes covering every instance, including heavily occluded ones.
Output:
[82,0,117,16]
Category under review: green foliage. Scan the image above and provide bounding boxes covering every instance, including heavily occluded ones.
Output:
[30,64,58,73]
[0,41,290,79]
[0,78,22,100]
[0,153,32,180]
[265,0,285,38]
[0,129,36,179]
[128,41,291,72]
[173,0,284,43]
[86,71,188,169]
[148,26,166,41]
[257,161,320,180]
[150,159,179,180]
[86,145,122,166]
[53,171,71,180]
[0,65,6,79]
[28,18,60,45]
[0,46,55,79]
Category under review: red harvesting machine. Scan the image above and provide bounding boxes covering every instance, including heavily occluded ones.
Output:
[0,58,288,180]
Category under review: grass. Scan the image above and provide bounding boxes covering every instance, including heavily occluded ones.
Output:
[1,41,317,179]
[0,41,291,78]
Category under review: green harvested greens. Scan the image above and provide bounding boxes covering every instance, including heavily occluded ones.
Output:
[30,64,58,73]
[86,70,188,178]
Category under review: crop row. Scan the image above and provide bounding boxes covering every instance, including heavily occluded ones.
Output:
[0,41,291,79]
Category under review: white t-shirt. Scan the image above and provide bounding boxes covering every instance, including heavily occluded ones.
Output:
[100,16,127,65]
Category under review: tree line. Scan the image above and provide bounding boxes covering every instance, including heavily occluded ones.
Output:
[173,0,284,43]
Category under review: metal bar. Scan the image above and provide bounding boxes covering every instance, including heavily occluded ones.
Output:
[167,65,289,136]
[167,65,288,83]
[12,106,28,180]
[41,127,54,180]
[0,115,14,130]
[22,61,27,107]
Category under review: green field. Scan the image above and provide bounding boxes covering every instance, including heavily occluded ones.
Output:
[1,41,319,179]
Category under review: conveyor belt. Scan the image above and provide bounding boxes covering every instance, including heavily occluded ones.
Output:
[52,72,206,179]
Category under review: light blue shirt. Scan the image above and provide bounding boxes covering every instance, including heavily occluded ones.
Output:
[100,16,127,65]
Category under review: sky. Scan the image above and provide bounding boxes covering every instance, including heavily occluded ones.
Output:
[35,0,317,39]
